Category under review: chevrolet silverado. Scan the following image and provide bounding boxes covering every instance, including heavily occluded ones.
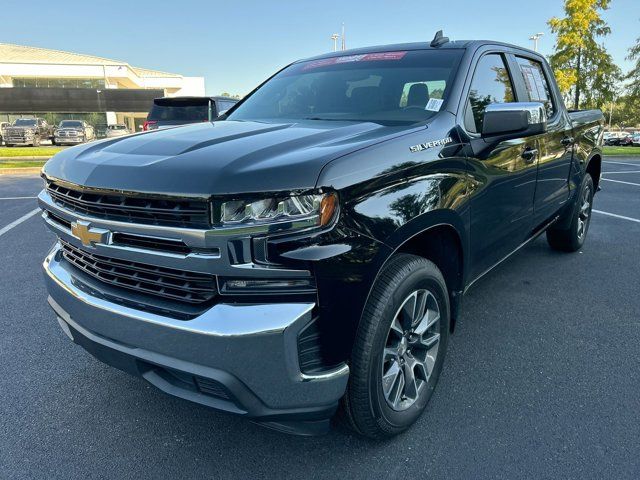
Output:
[39,32,604,438]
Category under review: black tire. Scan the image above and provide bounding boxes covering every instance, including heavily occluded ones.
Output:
[33,136,40,147]
[341,253,450,439]
[546,173,594,252]
[51,138,56,146]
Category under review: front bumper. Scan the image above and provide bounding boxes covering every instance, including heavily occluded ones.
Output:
[55,136,84,144]
[43,245,349,434]
[5,138,34,145]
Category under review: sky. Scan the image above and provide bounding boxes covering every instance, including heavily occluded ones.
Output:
[1,0,638,96]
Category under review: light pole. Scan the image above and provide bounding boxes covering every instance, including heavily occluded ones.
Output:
[331,33,340,52]
[529,32,544,52]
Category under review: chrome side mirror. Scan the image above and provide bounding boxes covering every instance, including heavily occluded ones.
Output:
[482,102,547,138]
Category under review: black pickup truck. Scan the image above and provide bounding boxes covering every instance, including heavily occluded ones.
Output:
[39,33,603,439]
[5,118,54,146]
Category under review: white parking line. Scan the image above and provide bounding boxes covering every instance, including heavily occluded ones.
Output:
[0,196,38,200]
[0,208,40,238]
[601,170,640,175]
[593,209,640,224]
[603,160,640,167]
[601,178,640,187]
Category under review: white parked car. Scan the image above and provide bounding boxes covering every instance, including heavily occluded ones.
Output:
[105,124,131,138]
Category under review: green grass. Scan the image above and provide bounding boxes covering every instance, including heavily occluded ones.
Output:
[0,160,46,169]
[602,146,640,156]
[0,146,65,157]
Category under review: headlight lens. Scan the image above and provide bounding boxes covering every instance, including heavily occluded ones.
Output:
[220,192,337,230]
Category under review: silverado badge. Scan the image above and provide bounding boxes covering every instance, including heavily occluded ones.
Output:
[409,137,453,153]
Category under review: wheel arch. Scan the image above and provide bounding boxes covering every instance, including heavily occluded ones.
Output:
[585,153,602,192]
[366,210,468,333]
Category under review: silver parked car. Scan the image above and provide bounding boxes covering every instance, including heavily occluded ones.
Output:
[54,120,95,145]
[105,124,131,138]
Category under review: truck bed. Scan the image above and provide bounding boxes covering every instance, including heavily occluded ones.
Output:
[568,109,604,128]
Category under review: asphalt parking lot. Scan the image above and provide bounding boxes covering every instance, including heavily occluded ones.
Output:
[1,158,639,480]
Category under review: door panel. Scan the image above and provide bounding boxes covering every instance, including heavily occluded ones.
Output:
[461,52,537,279]
[512,56,572,225]
[532,122,572,224]
[467,138,538,278]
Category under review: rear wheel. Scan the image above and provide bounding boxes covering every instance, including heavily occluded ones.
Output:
[342,254,450,439]
[546,173,594,252]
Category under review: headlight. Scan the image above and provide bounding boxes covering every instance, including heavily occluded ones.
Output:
[220,192,338,232]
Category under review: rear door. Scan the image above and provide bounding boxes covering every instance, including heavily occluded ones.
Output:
[510,55,573,226]
[460,51,539,279]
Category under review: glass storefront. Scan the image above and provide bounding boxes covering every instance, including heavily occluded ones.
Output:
[12,78,106,89]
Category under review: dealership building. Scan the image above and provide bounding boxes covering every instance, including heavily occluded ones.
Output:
[0,43,205,133]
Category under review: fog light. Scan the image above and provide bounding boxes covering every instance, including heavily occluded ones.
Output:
[219,277,315,294]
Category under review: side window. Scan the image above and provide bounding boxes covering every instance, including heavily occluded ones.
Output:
[515,56,555,118]
[217,100,236,113]
[464,54,515,133]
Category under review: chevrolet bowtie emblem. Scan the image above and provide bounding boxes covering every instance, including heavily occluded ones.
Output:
[70,220,110,247]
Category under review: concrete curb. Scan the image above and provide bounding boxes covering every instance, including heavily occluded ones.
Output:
[0,156,50,161]
[0,167,43,175]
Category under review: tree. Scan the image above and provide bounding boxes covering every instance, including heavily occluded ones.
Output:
[548,0,621,109]
[220,92,242,99]
[626,21,640,98]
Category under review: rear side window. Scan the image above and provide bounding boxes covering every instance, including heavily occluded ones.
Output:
[515,57,555,118]
[464,54,515,133]
[149,100,209,121]
[216,100,237,113]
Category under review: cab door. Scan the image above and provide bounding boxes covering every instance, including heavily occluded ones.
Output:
[461,52,539,280]
[510,55,573,226]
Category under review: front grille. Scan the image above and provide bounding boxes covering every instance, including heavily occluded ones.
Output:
[111,232,192,254]
[46,181,211,229]
[60,240,217,304]
[46,211,193,255]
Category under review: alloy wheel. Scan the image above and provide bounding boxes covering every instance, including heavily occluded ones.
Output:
[381,289,441,411]
[577,184,592,241]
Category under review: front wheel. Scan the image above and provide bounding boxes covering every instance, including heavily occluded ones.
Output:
[341,254,450,439]
[546,173,594,252]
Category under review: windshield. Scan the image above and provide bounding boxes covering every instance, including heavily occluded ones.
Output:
[149,99,209,122]
[14,119,37,127]
[228,49,463,126]
[59,120,83,128]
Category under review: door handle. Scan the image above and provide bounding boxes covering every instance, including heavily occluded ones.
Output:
[561,136,575,146]
[522,148,538,164]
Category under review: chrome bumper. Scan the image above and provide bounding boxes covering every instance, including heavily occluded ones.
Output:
[43,244,349,419]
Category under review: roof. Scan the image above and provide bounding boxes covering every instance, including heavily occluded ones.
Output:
[0,43,182,78]
[299,39,537,63]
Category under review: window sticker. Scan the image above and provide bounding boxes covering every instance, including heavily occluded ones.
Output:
[425,97,444,111]
[302,51,407,70]
[520,64,549,102]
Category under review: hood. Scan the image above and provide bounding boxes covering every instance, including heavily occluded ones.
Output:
[57,127,83,132]
[43,120,410,196]
[7,125,35,131]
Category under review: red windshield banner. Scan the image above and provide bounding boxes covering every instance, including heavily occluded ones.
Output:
[302,51,408,70]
